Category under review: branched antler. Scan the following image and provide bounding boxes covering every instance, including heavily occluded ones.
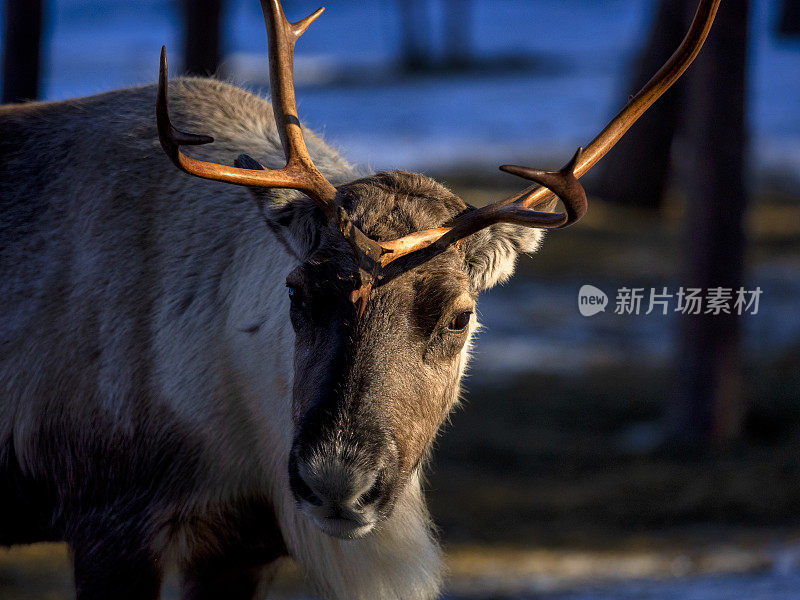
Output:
[156,0,720,315]
[376,0,720,265]
[157,0,337,213]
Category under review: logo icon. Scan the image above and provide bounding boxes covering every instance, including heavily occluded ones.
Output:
[578,285,608,317]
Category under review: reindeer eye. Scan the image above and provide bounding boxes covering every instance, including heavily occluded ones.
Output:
[447,311,472,332]
[286,285,302,307]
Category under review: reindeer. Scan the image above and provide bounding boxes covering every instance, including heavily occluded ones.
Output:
[0,1,718,598]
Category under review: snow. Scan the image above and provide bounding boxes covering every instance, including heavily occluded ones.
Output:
[1,0,798,175]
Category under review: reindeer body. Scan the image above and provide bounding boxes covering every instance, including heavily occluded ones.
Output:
[0,0,717,593]
[0,79,447,599]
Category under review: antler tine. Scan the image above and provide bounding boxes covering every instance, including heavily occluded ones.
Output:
[498,146,587,224]
[375,150,586,266]
[157,47,216,167]
[261,0,323,163]
[155,3,337,214]
[259,0,336,213]
[495,0,721,212]
[427,150,587,247]
[375,0,720,268]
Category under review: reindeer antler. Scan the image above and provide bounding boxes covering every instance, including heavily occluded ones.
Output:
[157,0,338,214]
[376,0,720,265]
[158,0,389,313]
[156,0,720,315]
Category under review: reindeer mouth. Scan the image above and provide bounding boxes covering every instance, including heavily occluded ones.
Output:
[305,510,377,540]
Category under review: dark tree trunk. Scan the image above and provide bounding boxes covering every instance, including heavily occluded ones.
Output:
[442,0,472,70]
[594,0,687,210]
[670,0,750,447]
[779,0,800,36]
[2,0,44,103]
[182,0,223,76]
[399,0,429,72]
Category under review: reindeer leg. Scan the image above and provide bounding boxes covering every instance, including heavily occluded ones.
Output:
[69,517,163,600]
[181,558,281,600]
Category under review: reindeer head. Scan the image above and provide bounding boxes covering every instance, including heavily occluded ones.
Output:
[156,0,718,538]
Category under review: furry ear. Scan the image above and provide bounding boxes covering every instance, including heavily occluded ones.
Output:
[235,153,326,260]
[461,223,544,292]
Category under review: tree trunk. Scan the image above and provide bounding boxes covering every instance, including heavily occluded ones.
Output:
[593,0,687,210]
[670,0,750,447]
[182,0,223,76]
[2,0,44,103]
[399,0,429,72]
[442,0,472,70]
[779,0,800,36]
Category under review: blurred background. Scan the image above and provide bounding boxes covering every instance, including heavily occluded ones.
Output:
[2,0,800,598]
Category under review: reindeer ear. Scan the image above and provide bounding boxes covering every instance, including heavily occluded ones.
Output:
[461,223,544,292]
[235,154,326,259]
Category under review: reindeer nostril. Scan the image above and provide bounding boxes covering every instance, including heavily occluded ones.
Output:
[304,488,324,507]
[356,469,384,507]
[289,459,324,506]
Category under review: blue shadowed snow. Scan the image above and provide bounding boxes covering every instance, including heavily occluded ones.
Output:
[1,0,798,175]
[464,571,800,600]
[471,262,800,378]
[549,573,800,600]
